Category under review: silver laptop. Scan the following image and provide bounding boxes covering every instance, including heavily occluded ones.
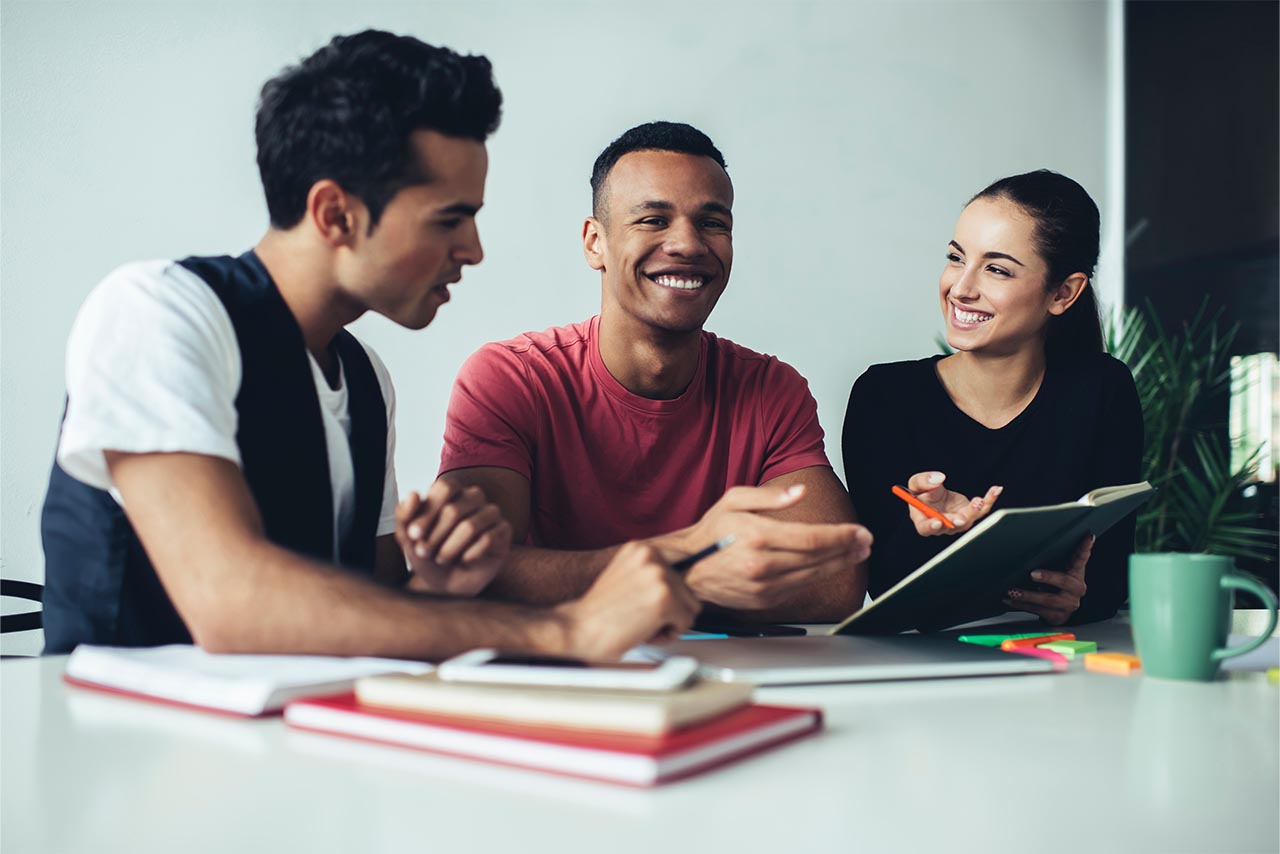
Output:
[646,634,1056,686]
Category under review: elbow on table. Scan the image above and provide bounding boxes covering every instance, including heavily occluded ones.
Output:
[186,613,261,655]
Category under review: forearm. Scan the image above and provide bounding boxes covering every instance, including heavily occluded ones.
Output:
[482,520,717,606]
[186,540,568,660]
[483,543,624,606]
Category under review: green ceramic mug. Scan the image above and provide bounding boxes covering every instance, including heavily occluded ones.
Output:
[1129,553,1278,681]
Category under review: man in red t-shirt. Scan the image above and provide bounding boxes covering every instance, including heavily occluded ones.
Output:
[419,122,871,623]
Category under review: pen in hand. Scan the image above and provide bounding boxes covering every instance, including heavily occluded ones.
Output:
[671,535,737,573]
[891,485,956,530]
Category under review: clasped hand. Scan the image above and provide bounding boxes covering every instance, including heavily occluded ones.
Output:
[394,480,512,597]
[673,483,873,611]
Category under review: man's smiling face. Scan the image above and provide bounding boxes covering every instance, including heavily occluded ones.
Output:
[584,149,734,335]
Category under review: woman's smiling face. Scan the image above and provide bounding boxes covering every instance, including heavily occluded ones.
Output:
[938,196,1061,357]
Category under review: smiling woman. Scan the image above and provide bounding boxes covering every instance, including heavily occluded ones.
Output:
[842,170,1142,627]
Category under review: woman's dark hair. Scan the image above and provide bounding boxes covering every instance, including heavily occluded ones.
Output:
[971,169,1104,359]
[256,30,502,231]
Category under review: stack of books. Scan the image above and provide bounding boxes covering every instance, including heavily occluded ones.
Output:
[284,672,823,787]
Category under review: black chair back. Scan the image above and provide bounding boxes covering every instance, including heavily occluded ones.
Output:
[2,579,44,634]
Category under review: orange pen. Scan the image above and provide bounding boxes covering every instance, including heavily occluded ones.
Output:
[1001,633,1075,651]
[891,485,955,529]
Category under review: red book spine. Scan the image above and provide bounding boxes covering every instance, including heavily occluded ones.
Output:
[286,693,823,787]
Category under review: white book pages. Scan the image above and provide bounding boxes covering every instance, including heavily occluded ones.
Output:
[65,644,433,715]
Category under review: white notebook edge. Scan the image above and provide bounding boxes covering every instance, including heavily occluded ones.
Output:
[64,644,432,715]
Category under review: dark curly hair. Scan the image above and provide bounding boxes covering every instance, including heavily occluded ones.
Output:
[590,121,727,218]
[256,30,502,230]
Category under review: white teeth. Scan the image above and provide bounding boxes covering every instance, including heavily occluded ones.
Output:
[954,305,993,324]
[653,274,705,290]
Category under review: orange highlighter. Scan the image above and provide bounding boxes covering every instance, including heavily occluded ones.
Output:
[1001,632,1075,651]
[891,485,955,529]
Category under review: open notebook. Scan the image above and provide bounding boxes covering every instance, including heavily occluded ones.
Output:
[834,481,1156,635]
[63,644,432,716]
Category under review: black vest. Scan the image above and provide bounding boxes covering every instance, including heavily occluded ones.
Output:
[40,252,387,653]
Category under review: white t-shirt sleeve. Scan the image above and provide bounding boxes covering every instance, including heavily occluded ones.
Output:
[356,338,400,538]
[57,260,242,494]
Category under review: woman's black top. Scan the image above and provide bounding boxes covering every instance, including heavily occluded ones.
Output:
[842,352,1143,624]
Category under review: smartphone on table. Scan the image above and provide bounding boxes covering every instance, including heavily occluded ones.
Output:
[436,649,700,692]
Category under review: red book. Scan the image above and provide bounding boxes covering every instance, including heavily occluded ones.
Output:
[284,692,822,787]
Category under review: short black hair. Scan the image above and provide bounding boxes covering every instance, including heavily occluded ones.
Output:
[589,121,727,218]
[256,30,502,230]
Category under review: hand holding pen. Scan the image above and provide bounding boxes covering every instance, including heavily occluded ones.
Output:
[893,472,1003,536]
[660,483,873,611]
[671,535,737,573]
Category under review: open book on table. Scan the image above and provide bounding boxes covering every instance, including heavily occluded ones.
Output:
[832,481,1156,635]
[63,644,432,716]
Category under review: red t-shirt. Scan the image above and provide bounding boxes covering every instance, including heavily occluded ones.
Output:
[439,316,832,549]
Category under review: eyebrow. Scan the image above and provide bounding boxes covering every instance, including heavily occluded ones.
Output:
[440,202,482,216]
[628,200,733,218]
[949,240,1025,267]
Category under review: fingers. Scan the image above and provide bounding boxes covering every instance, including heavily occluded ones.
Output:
[680,515,872,609]
[731,516,868,557]
[459,520,513,564]
[901,474,1003,537]
[396,480,455,556]
[929,484,1003,533]
[905,471,948,495]
[1008,586,1081,609]
[1028,568,1087,599]
[1067,535,1095,578]
[405,482,491,565]
[687,536,866,610]
[914,510,964,536]
[978,484,1004,513]
[579,543,700,657]
[394,490,424,550]
[433,504,509,565]
[411,479,472,556]
[1005,579,1082,627]
[1003,537,1092,626]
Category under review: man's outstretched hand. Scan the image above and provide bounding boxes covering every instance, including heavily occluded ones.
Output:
[672,483,872,611]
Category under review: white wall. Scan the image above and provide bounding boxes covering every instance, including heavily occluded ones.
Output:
[0,0,1112,652]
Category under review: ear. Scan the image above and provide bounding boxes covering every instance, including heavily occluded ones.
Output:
[1047,273,1089,316]
[306,180,361,248]
[583,217,606,272]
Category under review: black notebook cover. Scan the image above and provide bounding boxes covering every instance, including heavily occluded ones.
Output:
[832,483,1156,635]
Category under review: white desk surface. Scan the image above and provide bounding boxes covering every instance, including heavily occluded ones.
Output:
[3,615,1277,854]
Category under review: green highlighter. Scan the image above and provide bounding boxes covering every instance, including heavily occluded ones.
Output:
[956,632,1065,648]
[1037,640,1097,659]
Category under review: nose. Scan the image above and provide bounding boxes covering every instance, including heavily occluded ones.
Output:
[662,218,707,258]
[454,220,484,267]
[949,265,980,301]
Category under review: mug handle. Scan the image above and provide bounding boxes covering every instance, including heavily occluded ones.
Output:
[1211,574,1279,663]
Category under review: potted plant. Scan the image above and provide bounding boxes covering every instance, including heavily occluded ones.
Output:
[1108,300,1277,565]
